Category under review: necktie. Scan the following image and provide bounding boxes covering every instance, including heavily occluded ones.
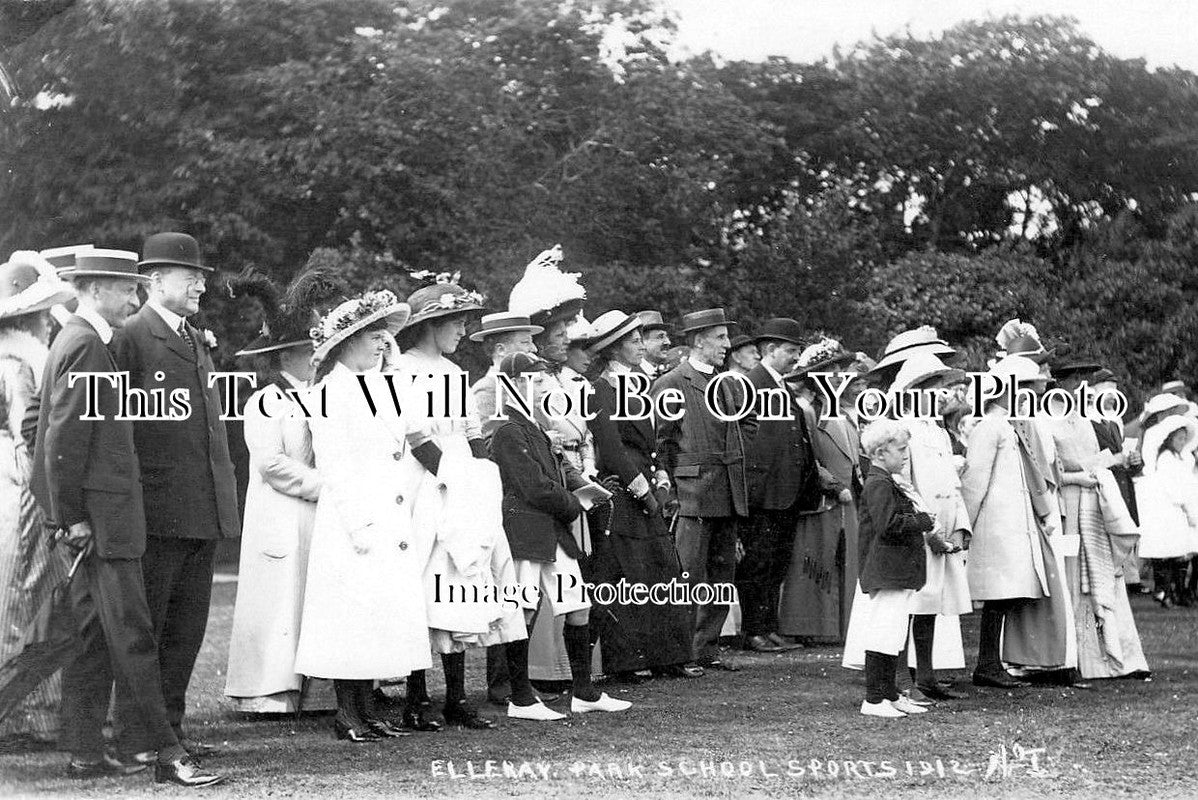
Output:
[178,321,197,360]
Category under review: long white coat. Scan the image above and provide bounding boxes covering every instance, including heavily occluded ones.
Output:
[395,351,526,652]
[961,414,1049,601]
[293,363,432,680]
[225,380,322,701]
[1135,449,1198,559]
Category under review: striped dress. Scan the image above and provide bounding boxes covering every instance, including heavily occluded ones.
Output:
[0,328,66,741]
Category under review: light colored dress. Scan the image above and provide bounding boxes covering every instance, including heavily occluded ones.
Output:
[0,329,65,741]
[293,363,432,680]
[225,376,332,711]
[1048,414,1149,679]
[394,350,525,653]
[1134,434,1198,559]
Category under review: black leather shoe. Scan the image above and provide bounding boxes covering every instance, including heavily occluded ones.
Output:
[364,717,410,738]
[401,706,443,732]
[972,670,1025,689]
[68,750,150,779]
[334,717,381,742]
[154,756,224,787]
[916,682,966,700]
[651,663,704,679]
[699,658,741,672]
[443,700,497,730]
[610,671,648,684]
[743,634,783,653]
[180,738,219,758]
[766,633,804,651]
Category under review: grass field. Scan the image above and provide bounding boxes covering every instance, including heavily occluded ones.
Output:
[2,581,1196,799]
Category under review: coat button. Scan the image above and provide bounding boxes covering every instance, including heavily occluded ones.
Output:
[398,541,408,550]
[393,452,402,460]
[395,495,404,505]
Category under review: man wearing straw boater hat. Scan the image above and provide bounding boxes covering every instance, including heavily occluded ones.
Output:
[32,249,221,785]
[111,232,239,759]
[470,312,543,442]
[652,307,748,672]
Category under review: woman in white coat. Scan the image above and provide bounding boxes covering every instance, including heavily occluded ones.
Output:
[1135,413,1198,606]
[891,354,971,699]
[294,290,431,742]
[224,281,326,713]
[960,357,1052,687]
[392,277,525,731]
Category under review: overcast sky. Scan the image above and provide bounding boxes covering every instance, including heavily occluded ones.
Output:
[665,0,1198,71]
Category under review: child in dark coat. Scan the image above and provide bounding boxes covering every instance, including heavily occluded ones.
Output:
[853,420,935,718]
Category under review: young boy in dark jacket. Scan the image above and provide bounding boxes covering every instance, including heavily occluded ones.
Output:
[853,420,935,718]
[490,352,632,721]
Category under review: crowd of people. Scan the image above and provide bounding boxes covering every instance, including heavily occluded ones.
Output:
[0,235,1192,783]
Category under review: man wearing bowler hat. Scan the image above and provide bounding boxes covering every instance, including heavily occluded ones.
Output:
[33,249,221,785]
[635,310,672,378]
[735,318,820,653]
[652,308,748,671]
[111,232,240,757]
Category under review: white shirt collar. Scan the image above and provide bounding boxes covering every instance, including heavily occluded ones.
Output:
[688,356,715,375]
[74,306,114,345]
[762,361,783,385]
[147,299,186,333]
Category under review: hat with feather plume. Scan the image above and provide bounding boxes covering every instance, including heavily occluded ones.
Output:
[508,244,586,328]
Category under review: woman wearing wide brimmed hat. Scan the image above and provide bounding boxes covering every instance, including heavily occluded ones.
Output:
[582,311,696,681]
[389,274,522,732]
[1135,414,1198,607]
[0,252,74,744]
[294,290,431,742]
[223,272,335,714]
[508,247,594,690]
[778,336,865,644]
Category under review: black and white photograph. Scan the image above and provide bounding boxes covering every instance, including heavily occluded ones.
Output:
[1,0,1197,797]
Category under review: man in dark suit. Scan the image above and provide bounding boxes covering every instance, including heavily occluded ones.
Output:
[735,318,820,653]
[111,233,240,756]
[635,310,672,378]
[32,249,221,786]
[652,308,748,671]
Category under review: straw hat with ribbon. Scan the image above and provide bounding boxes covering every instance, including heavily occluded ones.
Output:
[310,290,411,362]
[872,325,956,374]
[890,351,966,393]
[586,310,642,354]
[402,270,485,331]
[0,251,76,320]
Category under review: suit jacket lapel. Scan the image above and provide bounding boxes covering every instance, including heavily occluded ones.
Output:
[143,305,196,364]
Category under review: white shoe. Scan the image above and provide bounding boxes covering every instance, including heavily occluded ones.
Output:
[571,693,632,714]
[892,696,929,714]
[507,700,566,721]
[860,699,906,718]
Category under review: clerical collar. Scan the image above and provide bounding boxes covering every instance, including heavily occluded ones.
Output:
[688,356,715,375]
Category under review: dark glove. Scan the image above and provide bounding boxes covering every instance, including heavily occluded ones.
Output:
[412,441,442,476]
[913,511,935,533]
[468,438,489,459]
[599,475,623,494]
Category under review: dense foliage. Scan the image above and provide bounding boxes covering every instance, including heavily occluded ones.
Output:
[3,0,1197,395]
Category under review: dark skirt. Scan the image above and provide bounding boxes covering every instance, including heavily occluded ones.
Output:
[584,492,693,673]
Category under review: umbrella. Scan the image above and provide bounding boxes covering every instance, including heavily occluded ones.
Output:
[0,546,91,723]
